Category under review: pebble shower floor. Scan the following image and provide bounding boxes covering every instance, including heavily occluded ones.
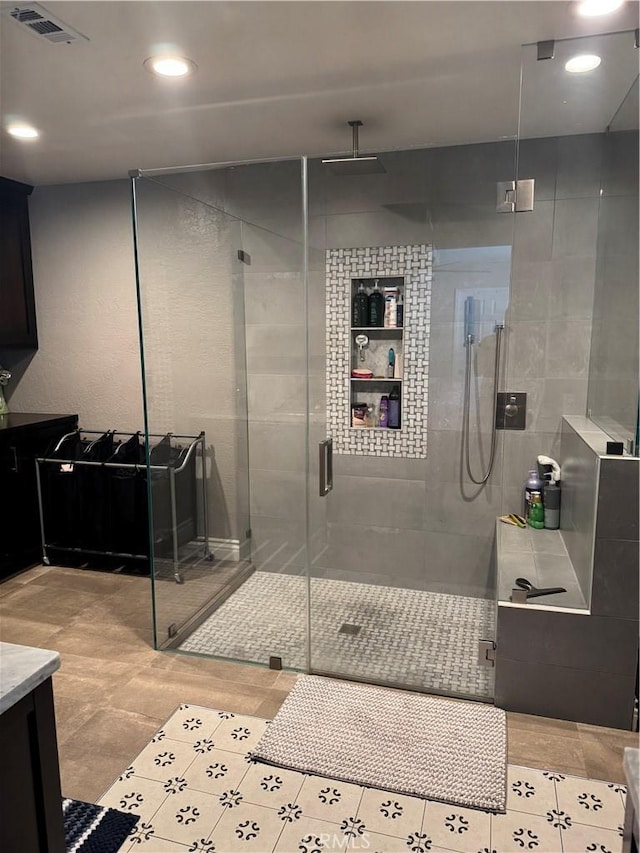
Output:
[99,702,628,852]
[179,572,496,699]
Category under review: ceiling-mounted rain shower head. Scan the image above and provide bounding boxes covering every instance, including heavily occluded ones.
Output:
[322,120,386,175]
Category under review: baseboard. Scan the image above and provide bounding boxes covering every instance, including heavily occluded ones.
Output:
[208,537,241,563]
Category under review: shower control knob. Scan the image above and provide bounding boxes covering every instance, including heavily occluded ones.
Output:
[505,396,519,418]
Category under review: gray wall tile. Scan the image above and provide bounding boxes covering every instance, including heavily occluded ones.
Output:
[591,538,640,620]
[495,657,635,728]
[517,137,557,201]
[512,200,554,262]
[596,458,639,541]
[423,531,496,598]
[497,606,637,676]
[552,198,599,259]
[555,134,603,199]
[327,474,425,531]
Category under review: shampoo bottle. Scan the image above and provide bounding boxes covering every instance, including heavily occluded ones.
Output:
[523,469,544,520]
[368,280,384,327]
[379,395,389,428]
[388,385,401,429]
[384,293,397,328]
[387,348,395,378]
[528,491,544,529]
[396,291,404,327]
[352,281,368,327]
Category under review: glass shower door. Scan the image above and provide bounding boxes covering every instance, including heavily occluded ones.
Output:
[305,139,518,700]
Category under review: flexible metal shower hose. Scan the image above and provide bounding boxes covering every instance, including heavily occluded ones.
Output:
[462,325,503,485]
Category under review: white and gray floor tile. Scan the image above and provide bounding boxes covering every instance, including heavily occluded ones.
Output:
[178,572,496,699]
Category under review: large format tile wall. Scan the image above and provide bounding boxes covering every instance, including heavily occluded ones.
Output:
[304,135,602,597]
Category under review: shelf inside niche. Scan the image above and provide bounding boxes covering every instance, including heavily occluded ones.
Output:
[351,327,403,333]
[350,377,403,382]
[349,426,403,432]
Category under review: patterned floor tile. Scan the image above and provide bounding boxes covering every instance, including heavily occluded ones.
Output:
[103,705,630,853]
[99,775,168,821]
[555,775,625,831]
[490,809,563,852]
[159,704,225,743]
[506,766,558,816]
[238,761,306,808]
[422,800,491,852]
[295,775,365,823]
[183,747,251,795]
[150,788,223,846]
[179,572,496,698]
[213,715,270,753]
[357,787,426,839]
[128,737,197,784]
[119,830,190,852]
[272,816,343,852]
[362,832,432,852]
[556,821,623,852]
[210,801,289,852]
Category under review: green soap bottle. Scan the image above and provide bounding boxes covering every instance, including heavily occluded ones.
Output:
[528,491,544,529]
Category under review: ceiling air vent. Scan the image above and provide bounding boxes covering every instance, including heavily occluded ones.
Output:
[4,2,89,44]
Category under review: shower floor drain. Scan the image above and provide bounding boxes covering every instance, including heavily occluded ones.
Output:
[339,623,362,636]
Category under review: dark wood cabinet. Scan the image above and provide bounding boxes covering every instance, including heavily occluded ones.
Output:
[0,176,38,349]
[0,678,65,853]
[0,413,78,580]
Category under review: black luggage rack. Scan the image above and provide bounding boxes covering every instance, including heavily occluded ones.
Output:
[34,429,210,581]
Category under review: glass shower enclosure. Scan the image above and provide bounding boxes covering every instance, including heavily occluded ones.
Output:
[131,138,516,703]
[131,28,639,701]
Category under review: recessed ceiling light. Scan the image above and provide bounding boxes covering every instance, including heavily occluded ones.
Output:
[7,123,39,139]
[144,55,196,78]
[575,0,624,16]
[565,54,602,73]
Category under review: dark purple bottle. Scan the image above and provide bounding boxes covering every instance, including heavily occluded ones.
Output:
[388,385,401,429]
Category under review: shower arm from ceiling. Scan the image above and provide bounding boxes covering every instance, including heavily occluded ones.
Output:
[348,120,362,158]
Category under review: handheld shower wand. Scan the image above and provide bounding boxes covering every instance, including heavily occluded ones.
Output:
[462,302,504,485]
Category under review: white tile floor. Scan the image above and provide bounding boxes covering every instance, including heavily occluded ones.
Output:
[101,703,627,853]
[179,573,496,699]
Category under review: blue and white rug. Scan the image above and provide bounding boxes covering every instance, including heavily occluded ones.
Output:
[63,798,138,853]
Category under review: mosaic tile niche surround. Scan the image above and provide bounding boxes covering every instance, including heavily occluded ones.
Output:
[326,244,432,457]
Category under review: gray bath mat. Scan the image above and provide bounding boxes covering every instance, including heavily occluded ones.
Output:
[251,674,507,812]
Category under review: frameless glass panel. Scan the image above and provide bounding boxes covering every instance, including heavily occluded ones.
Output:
[588,71,639,449]
[503,30,640,616]
[132,173,252,651]
[306,132,518,699]
[132,159,309,671]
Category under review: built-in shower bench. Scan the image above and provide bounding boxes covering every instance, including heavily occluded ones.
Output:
[493,516,637,729]
[496,522,587,610]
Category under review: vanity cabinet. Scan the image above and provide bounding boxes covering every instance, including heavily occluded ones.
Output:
[0,413,78,580]
[0,177,38,349]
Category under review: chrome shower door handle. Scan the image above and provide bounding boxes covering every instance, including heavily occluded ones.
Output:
[319,438,333,497]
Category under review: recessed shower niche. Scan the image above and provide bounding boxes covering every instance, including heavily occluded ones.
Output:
[326,244,432,457]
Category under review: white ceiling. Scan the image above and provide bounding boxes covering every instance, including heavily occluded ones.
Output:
[1,0,638,185]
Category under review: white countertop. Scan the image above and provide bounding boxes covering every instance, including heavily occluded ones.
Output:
[0,642,60,714]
